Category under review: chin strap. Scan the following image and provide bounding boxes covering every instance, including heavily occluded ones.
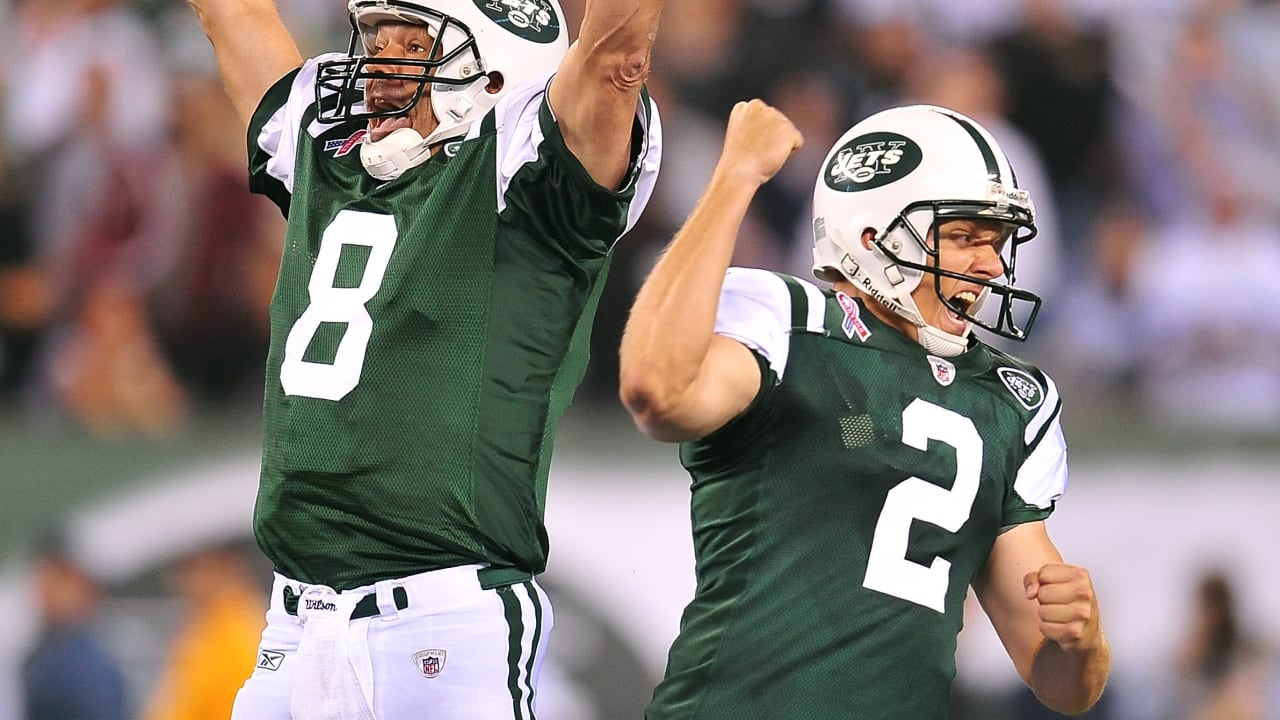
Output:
[917,323,970,357]
[850,261,973,358]
[903,290,971,357]
[360,127,434,181]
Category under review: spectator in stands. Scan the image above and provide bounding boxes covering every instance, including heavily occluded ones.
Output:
[141,544,266,720]
[3,0,188,435]
[1169,569,1271,720]
[21,530,131,720]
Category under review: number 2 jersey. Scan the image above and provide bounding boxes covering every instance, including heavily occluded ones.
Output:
[647,269,1068,720]
[245,56,661,590]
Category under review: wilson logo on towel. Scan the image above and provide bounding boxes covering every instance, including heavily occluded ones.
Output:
[304,598,337,612]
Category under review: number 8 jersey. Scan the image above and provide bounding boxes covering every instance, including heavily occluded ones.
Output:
[246,56,661,591]
[647,268,1066,720]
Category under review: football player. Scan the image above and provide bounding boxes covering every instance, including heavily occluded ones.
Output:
[184,0,664,717]
[620,100,1110,719]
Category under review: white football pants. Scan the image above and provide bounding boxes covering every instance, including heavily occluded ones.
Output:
[230,564,552,720]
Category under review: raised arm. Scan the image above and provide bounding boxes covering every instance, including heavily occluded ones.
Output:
[974,521,1112,715]
[547,0,663,190]
[186,0,303,130]
[618,100,802,442]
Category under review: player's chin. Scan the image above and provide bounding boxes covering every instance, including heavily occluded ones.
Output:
[933,308,970,337]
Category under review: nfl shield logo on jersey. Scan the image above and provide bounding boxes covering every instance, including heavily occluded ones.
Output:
[414,649,447,678]
[927,355,956,387]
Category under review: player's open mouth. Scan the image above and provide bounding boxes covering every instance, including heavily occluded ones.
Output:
[368,114,414,142]
[366,97,414,142]
[944,290,979,332]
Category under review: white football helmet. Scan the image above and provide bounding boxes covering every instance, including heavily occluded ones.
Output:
[317,0,569,179]
[811,104,1042,356]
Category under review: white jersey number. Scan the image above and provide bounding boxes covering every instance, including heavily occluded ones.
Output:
[280,210,397,400]
[862,398,982,612]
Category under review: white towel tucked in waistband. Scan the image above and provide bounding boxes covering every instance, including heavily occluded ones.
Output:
[290,586,376,720]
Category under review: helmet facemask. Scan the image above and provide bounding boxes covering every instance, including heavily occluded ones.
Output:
[876,195,1043,343]
[316,4,486,132]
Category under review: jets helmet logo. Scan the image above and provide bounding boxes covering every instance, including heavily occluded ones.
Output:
[824,132,922,192]
[476,0,561,43]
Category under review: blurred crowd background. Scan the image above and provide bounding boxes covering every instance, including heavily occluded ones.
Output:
[3,0,1280,440]
[1,0,1279,718]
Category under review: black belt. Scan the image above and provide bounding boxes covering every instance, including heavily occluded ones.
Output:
[282,567,532,619]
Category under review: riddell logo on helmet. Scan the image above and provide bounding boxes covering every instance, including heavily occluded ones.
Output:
[824,132,922,192]
[476,0,562,44]
[855,271,903,315]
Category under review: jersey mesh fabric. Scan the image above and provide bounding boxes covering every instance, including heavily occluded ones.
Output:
[246,64,652,590]
[647,272,1058,720]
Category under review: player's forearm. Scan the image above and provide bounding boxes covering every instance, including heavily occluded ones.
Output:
[187,0,302,128]
[1027,633,1112,715]
[618,168,759,436]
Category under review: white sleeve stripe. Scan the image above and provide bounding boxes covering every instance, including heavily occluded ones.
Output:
[1014,418,1068,509]
[257,107,293,194]
[258,58,340,196]
[1025,373,1060,445]
[493,74,553,214]
[492,76,662,233]
[797,277,827,333]
[626,93,662,236]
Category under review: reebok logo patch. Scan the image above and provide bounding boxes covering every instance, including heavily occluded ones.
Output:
[258,650,285,671]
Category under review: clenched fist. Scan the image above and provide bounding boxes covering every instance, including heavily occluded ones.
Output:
[1024,563,1104,653]
[715,99,804,188]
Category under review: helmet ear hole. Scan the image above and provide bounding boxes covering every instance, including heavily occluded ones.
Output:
[485,71,505,94]
[860,227,877,250]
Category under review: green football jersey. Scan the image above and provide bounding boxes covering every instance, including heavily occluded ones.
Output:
[647,269,1067,720]
[245,56,661,590]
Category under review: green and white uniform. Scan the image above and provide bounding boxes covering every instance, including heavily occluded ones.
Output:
[646,268,1066,720]
[246,55,660,591]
